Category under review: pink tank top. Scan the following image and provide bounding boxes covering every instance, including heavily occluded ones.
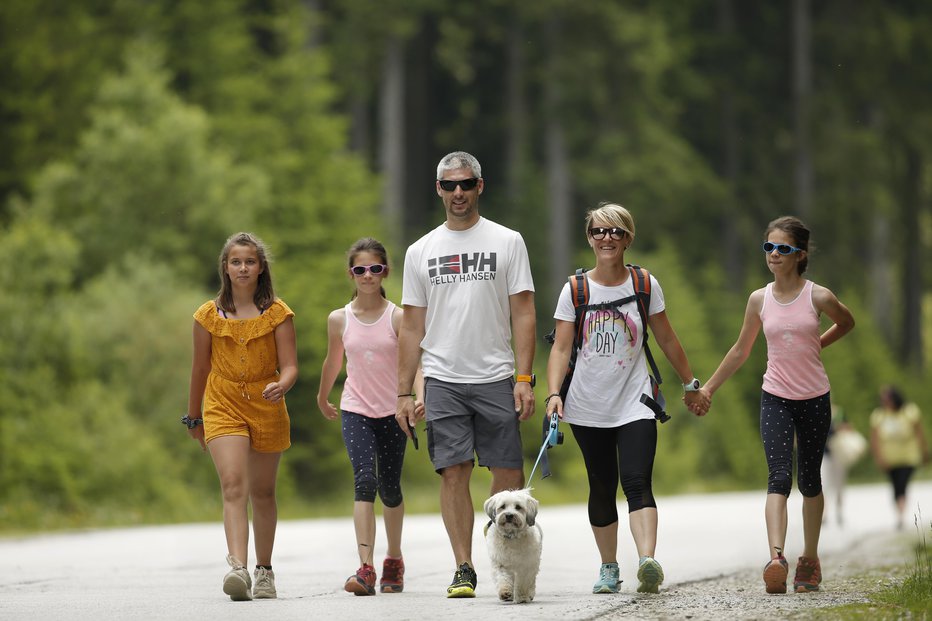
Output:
[760,280,830,400]
[340,301,399,418]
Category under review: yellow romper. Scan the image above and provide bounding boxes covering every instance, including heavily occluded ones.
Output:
[194,298,294,452]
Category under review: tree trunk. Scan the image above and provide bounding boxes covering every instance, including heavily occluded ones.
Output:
[545,18,572,298]
[379,35,405,248]
[718,0,743,290]
[900,143,924,370]
[505,13,528,207]
[792,0,813,219]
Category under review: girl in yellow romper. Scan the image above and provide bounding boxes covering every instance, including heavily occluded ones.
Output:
[186,232,298,601]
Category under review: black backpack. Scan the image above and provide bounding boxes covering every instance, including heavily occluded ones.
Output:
[545,264,669,423]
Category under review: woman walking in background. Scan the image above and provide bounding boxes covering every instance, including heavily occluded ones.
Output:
[186,232,298,601]
[870,385,930,530]
[318,237,423,596]
[697,216,854,595]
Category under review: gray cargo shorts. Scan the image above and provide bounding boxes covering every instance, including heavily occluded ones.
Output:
[424,376,524,472]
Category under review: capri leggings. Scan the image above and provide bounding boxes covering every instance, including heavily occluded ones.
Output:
[341,410,407,506]
[888,466,915,501]
[571,418,657,527]
[760,390,832,498]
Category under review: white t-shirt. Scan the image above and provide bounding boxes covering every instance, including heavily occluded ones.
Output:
[402,217,535,383]
[553,273,665,427]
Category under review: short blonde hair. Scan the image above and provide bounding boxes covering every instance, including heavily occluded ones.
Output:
[585,202,635,241]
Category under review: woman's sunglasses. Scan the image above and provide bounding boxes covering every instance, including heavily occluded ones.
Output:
[350,264,387,276]
[438,177,479,192]
[762,242,802,255]
[588,227,627,241]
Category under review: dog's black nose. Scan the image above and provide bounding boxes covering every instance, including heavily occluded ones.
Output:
[504,513,514,522]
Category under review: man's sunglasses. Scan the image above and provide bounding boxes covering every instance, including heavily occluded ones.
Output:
[588,227,627,241]
[438,177,479,192]
[350,264,387,276]
[762,242,802,255]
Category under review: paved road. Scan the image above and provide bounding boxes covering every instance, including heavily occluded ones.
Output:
[1,481,929,620]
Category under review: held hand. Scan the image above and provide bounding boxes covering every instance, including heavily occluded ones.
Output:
[514,382,535,421]
[318,400,339,421]
[262,382,284,402]
[395,397,416,439]
[684,390,710,417]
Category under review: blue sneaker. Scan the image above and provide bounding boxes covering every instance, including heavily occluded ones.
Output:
[592,562,622,594]
[636,556,664,593]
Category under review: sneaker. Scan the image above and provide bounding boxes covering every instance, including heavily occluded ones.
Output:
[636,556,664,593]
[223,555,253,601]
[380,557,405,593]
[593,562,622,594]
[253,566,277,599]
[446,562,477,598]
[345,563,377,596]
[763,555,789,594]
[793,556,822,593]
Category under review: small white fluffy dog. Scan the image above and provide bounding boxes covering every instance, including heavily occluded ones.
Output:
[483,488,543,603]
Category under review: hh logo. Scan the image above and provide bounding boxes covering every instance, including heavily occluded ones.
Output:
[428,252,497,277]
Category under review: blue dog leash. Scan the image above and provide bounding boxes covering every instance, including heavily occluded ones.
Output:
[527,411,563,485]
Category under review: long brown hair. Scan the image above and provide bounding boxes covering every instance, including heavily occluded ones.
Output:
[347,237,388,301]
[217,232,275,313]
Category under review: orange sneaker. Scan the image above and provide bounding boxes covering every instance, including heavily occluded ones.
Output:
[344,563,377,596]
[380,557,405,593]
[793,556,822,593]
[763,555,789,594]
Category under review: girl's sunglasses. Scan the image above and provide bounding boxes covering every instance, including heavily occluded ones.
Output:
[438,177,479,192]
[588,227,627,241]
[350,264,387,276]
[762,242,802,255]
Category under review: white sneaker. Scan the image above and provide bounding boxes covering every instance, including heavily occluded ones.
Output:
[253,567,277,599]
[223,555,253,601]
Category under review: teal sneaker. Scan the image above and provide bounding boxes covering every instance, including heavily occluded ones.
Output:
[636,556,664,593]
[592,562,622,594]
[446,562,477,598]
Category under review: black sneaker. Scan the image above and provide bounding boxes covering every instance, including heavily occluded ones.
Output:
[446,562,477,598]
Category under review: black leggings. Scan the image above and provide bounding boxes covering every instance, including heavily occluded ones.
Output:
[760,390,832,498]
[341,410,407,506]
[571,419,657,527]
[888,466,915,501]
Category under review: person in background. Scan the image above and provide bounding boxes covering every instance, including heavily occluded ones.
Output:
[697,216,855,595]
[820,404,865,527]
[186,232,298,601]
[870,385,930,530]
[395,151,536,599]
[318,237,424,596]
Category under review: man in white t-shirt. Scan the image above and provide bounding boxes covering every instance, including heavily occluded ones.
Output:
[396,151,536,599]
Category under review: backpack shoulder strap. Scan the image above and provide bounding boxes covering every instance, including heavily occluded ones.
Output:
[569,268,589,348]
[627,264,662,384]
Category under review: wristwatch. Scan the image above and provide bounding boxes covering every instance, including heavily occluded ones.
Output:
[682,378,701,392]
[516,374,536,387]
[181,415,203,429]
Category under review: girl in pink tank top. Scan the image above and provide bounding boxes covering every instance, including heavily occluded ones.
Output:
[698,216,854,595]
[317,238,424,596]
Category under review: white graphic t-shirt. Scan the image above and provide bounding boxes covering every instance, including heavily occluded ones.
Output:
[402,217,535,383]
[553,273,665,427]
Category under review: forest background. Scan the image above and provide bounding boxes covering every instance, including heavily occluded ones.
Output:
[1,0,930,531]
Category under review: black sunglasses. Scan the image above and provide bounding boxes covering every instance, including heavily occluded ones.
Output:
[588,227,627,241]
[762,242,802,255]
[438,177,479,192]
[350,264,387,276]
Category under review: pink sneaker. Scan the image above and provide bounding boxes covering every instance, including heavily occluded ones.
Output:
[793,556,822,593]
[763,555,789,594]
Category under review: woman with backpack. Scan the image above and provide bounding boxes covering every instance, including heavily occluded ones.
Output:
[698,216,855,594]
[545,202,707,595]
